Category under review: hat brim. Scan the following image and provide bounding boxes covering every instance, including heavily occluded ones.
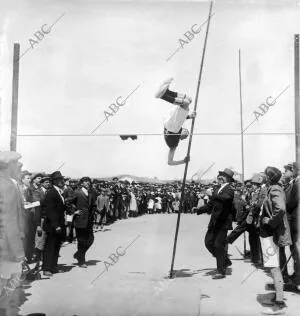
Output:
[218,171,235,182]
[52,176,64,180]
[41,177,51,182]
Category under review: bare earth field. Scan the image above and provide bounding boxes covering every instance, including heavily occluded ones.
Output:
[1,214,299,316]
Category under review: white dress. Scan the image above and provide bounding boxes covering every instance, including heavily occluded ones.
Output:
[130,192,137,212]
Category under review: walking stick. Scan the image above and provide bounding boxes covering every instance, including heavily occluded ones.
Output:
[169,0,214,279]
[243,232,247,256]
[281,249,295,273]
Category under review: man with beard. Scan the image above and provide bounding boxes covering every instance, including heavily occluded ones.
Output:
[194,168,235,279]
[73,177,96,268]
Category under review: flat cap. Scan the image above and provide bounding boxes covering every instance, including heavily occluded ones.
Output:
[21,170,32,178]
[40,175,51,183]
[251,173,264,185]
[80,176,92,183]
[31,173,44,181]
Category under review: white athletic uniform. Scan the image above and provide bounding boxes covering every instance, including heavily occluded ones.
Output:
[164,106,188,133]
[260,236,279,268]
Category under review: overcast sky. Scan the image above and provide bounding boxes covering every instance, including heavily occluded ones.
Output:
[1,0,300,180]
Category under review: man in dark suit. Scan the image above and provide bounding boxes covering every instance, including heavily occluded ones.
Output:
[195,168,235,279]
[41,171,66,276]
[284,162,300,288]
[112,178,125,220]
[73,177,96,268]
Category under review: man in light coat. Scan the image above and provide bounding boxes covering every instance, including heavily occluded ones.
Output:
[0,151,25,301]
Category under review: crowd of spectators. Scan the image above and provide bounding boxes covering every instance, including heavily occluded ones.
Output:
[0,150,299,315]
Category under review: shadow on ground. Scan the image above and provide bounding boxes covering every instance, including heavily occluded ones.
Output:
[0,263,76,316]
[85,260,101,266]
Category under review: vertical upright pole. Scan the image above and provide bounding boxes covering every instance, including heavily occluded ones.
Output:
[10,43,20,151]
[239,49,245,183]
[239,49,247,255]
[295,35,300,172]
[169,1,213,279]
[294,34,300,248]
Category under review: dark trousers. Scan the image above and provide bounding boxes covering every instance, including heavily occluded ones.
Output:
[113,199,123,220]
[279,216,300,278]
[42,230,63,272]
[205,228,228,274]
[24,213,37,262]
[75,228,94,264]
[227,222,262,263]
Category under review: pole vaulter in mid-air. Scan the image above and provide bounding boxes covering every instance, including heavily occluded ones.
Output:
[155,78,196,166]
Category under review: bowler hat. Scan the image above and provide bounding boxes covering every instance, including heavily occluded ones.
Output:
[51,171,64,180]
[31,173,44,182]
[218,168,235,182]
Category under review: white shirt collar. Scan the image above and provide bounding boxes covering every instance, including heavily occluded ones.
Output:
[218,183,228,193]
[82,187,88,196]
[54,185,64,195]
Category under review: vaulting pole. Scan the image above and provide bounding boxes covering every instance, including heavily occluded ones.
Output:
[169,0,213,278]
[295,35,300,176]
[238,49,247,256]
[10,43,20,151]
[294,34,300,255]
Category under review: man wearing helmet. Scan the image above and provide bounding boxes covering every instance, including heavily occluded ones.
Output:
[155,78,196,166]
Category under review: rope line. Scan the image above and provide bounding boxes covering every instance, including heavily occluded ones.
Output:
[17,132,298,137]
